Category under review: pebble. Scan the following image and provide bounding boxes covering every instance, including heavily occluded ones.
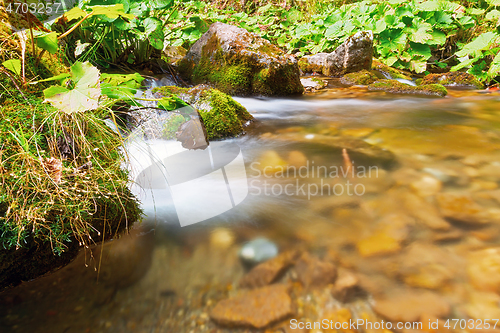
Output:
[331,268,363,302]
[403,192,451,230]
[295,253,337,288]
[436,192,494,225]
[410,175,442,197]
[209,284,293,328]
[239,250,298,288]
[209,228,235,249]
[287,150,308,168]
[373,290,450,322]
[257,151,288,174]
[467,248,500,293]
[239,238,279,266]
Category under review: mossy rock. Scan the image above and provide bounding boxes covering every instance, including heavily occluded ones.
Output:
[420,72,484,89]
[368,79,448,97]
[341,70,379,85]
[0,98,142,289]
[371,60,412,80]
[177,22,303,97]
[298,53,328,73]
[153,85,254,139]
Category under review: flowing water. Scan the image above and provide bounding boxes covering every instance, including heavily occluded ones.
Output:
[2,82,500,333]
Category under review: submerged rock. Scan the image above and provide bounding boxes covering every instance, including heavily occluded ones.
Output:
[177,22,303,96]
[299,31,373,76]
[239,237,279,266]
[153,85,253,139]
[467,248,500,293]
[239,250,298,288]
[295,253,337,288]
[210,284,293,328]
[421,72,484,89]
[368,79,448,97]
[436,192,496,225]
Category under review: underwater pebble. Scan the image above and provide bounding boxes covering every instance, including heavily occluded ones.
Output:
[239,237,279,266]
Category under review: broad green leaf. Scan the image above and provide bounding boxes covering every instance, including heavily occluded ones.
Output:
[409,42,431,59]
[374,20,386,34]
[2,59,21,76]
[379,30,407,52]
[456,32,498,57]
[143,17,162,37]
[408,22,432,43]
[63,7,87,21]
[90,4,135,20]
[427,30,447,46]
[486,9,500,21]
[31,73,70,84]
[100,73,144,86]
[451,56,480,71]
[416,1,439,11]
[486,0,500,6]
[409,60,426,73]
[149,25,165,50]
[34,31,58,54]
[488,51,500,78]
[325,21,343,38]
[43,62,101,114]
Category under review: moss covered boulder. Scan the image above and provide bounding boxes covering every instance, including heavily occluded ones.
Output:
[341,69,379,85]
[153,85,253,139]
[368,80,448,97]
[177,22,303,96]
[420,72,484,89]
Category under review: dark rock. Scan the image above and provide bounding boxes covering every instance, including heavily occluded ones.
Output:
[210,284,293,328]
[368,79,448,97]
[177,22,303,96]
[239,250,298,288]
[421,72,484,89]
[332,268,365,302]
[295,253,337,288]
[325,31,373,76]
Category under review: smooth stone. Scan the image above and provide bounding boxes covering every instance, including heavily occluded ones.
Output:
[239,250,298,288]
[256,150,288,174]
[436,192,496,225]
[295,253,337,288]
[209,227,235,249]
[373,290,450,322]
[467,248,500,293]
[410,175,442,197]
[239,237,279,266]
[287,150,308,168]
[210,284,293,328]
[403,192,451,230]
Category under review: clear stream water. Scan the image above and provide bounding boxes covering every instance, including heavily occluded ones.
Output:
[1,82,500,333]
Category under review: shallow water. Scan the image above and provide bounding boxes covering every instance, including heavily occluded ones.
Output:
[2,86,500,333]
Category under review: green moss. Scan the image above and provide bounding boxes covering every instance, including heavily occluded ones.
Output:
[420,72,484,89]
[341,70,378,85]
[368,79,447,97]
[178,31,303,96]
[0,95,141,288]
[372,60,412,80]
[154,85,253,139]
[162,114,186,139]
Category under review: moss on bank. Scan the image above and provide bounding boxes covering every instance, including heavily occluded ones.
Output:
[154,85,253,139]
[340,69,379,85]
[368,79,448,97]
[371,60,412,80]
[420,72,484,89]
[0,95,142,289]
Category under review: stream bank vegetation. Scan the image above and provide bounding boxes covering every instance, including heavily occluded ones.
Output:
[1,0,500,287]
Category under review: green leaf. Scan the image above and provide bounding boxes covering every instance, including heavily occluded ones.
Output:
[325,21,343,38]
[486,0,500,6]
[456,32,498,57]
[427,30,447,46]
[90,4,135,20]
[488,51,500,79]
[409,60,427,73]
[31,73,71,84]
[451,56,480,71]
[374,20,386,34]
[409,42,431,59]
[408,22,432,43]
[43,62,101,114]
[486,9,500,21]
[34,31,58,54]
[416,1,439,11]
[62,7,87,21]
[2,59,21,76]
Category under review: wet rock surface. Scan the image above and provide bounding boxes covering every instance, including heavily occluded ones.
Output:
[209,284,293,328]
[239,250,298,288]
[421,72,484,89]
[368,79,448,97]
[177,22,303,96]
[295,253,337,288]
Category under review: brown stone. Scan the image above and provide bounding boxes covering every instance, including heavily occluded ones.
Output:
[295,253,337,288]
[239,251,298,288]
[332,268,364,302]
[404,192,451,230]
[467,248,500,293]
[373,290,450,322]
[436,192,495,225]
[210,284,293,328]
